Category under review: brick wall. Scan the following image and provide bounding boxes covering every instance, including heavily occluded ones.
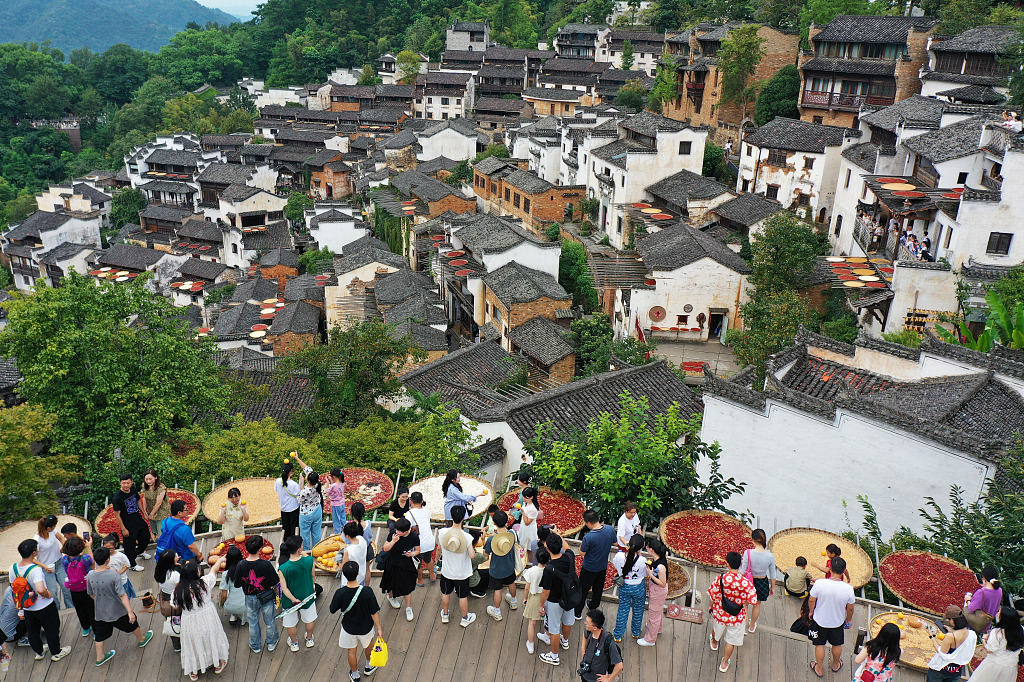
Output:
[525,99,579,117]
[268,331,316,355]
[898,26,933,103]
[323,167,353,197]
[260,264,299,292]
[548,353,576,384]
[427,194,476,218]
[329,102,361,112]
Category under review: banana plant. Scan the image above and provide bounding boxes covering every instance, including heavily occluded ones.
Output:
[935,290,1024,351]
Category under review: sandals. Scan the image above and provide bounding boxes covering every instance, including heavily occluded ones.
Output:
[718,658,731,673]
[809,661,823,678]
[832,659,844,674]
[709,631,718,651]
[214,661,227,675]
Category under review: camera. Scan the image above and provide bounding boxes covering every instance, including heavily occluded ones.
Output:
[576,661,591,677]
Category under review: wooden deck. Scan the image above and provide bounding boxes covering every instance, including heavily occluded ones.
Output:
[4,528,931,682]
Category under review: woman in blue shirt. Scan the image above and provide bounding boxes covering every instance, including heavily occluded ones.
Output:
[442,470,478,522]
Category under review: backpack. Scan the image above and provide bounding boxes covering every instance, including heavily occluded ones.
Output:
[11,564,39,609]
[64,556,90,592]
[156,519,188,556]
[551,558,583,611]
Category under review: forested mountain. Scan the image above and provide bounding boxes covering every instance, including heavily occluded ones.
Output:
[0,0,237,53]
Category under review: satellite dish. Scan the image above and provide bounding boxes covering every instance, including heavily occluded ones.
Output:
[648,306,667,322]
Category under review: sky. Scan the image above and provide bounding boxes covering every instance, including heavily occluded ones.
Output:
[198,0,261,20]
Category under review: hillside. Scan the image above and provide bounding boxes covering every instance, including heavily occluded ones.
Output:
[0,0,238,53]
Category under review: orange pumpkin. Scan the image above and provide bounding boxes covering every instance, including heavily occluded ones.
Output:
[235,534,246,544]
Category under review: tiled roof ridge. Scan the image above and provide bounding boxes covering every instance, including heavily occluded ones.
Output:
[795,326,856,356]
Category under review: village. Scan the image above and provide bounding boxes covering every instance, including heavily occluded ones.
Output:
[0,6,1022,682]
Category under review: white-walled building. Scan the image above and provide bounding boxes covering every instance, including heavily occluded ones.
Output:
[2,211,103,289]
[303,203,369,253]
[416,118,480,163]
[413,72,475,121]
[737,117,860,225]
[701,328,1024,536]
[36,182,111,228]
[510,117,562,184]
[920,26,1016,103]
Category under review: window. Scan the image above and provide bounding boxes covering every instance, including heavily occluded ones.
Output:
[456,99,461,105]
[505,188,511,201]
[616,216,623,233]
[766,184,780,199]
[767,150,787,167]
[678,141,692,155]
[485,302,490,314]
[427,97,433,103]
[746,146,752,157]
[741,179,749,192]
[834,214,843,236]
[493,307,502,323]
[844,169,851,189]
[945,228,953,249]
[620,175,625,187]
[957,171,968,185]
[987,232,1013,255]
[513,193,520,208]
[676,314,689,325]
[813,116,823,124]
[804,157,815,169]
[231,244,238,254]
[796,192,810,207]
[442,97,449,105]
[523,198,531,213]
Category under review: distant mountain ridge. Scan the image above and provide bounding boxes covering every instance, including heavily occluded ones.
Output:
[0,0,238,54]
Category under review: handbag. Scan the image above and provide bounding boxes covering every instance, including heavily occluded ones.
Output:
[256,588,276,605]
[159,591,181,618]
[369,637,388,667]
[742,549,755,586]
[790,616,810,636]
[162,615,181,637]
[718,575,743,617]
[513,545,525,576]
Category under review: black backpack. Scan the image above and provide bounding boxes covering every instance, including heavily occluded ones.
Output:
[551,558,583,611]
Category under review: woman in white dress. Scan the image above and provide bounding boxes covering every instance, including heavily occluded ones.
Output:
[517,487,539,563]
[968,607,1023,682]
[173,558,230,681]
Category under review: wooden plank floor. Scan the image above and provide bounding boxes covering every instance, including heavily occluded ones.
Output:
[4,531,931,682]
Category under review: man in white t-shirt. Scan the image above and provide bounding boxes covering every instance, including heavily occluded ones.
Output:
[808,556,855,677]
[616,502,641,551]
[407,492,436,584]
[437,506,477,628]
[9,539,70,662]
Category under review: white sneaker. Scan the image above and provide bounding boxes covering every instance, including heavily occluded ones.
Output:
[539,652,559,666]
[140,553,152,560]
[637,638,655,647]
[388,597,400,609]
[305,637,314,648]
[486,605,502,621]
[505,593,518,610]
[561,636,569,650]
[526,640,535,654]
[537,632,551,645]
[460,613,476,628]
[130,564,145,572]
[51,646,71,661]
[349,671,360,682]
[405,607,414,621]
[440,610,450,624]
[288,638,299,653]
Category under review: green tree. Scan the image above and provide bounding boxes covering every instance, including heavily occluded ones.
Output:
[749,212,827,293]
[651,0,689,31]
[395,50,422,84]
[799,0,873,45]
[87,43,151,105]
[611,335,658,365]
[0,273,228,462]
[750,0,802,29]
[312,416,428,472]
[881,329,922,348]
[285,192,314,225]
[755,64,801,126]
[647,61,678,113]
[155,28,243,90]
[419,402,483,472]
[4,193,39,226]
[299,246,334,273]
[621,40,635,70]
[614,78,648,111]
[728,288,815,388]
[278,321,425,434]
[559,240,600,313]
[718,24,766,122]
[24,74,71,119]
[703,142,728,181]
[110,76,177,139]
[357,64,383,85]
[473,143,510,163]
[569,313,614,375]
[445,160,473,186]
[109,187,147,229]
[988,265,1024,307]
[936,289,1024,352]
[527,395,744,528]
[0,404,77,522]
[938,0,992,35]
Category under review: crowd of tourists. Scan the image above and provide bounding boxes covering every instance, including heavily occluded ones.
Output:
[2,463,1022,681]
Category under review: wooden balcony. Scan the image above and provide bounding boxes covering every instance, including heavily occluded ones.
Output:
[801,90,895,110]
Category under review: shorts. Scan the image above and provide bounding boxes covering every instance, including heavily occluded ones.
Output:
[524,593,543,621]
[439,576,470,599]
[810,623,845,647]
[753,577,771,602]
[338,628,375,650]
[544,600,574,634]
[712,620,745,647]
[488,572,516,590]
[282,601,318,628]
[93,614,139,643]
[417,550,435,564]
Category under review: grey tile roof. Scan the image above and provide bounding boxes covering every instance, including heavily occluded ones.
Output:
[146,149,201,166]
[620,110,689,136]
[202,134,249,146]
[260,248,300,269]
[931,25,1018,54]
[609,30,665,42]
[176,219,221,242]
[217,369,313,426]
[213,301,265,336]
[455,214,555,253]
[284,273,330,302]
[811,15,938,44]
[95,243,164,271]
[36,242,93,265]
[177,257,227,281]
[241,221,293,251]
[901,114,990,163]
[380,291,446,326]
[373,270,436,306]
[334,248,408,275]
[841,142,880,172]
[304,148,343,168]
[382,129,418,150]
[471,437,507,466]
[453,21,487,32]
[477,64,526,79]
[695,21,749,42]
[269,300,321,335]
[558,23,607,35]
[711,192,782,227]
[138,179,194,194]
[391,169,457,202]
[507,316,574,365]
[922,70,1006,86]
[421,118,480,139]
[417,156,460,174]
[0,357,23,390]
[935,84,1006,104]
[375,84,416,98]
[496,361,702,441]
[483,261,570,307]
[5,211,72,240]
[592,138,654,168]
[522,87,585,101]
[221,184,263,202]
[343,235,392,255]
[503,168,553,194]
[473,155,513,175]
[646,170,731,205]
[636,223,751,274]
[743,117,851,153]
[417,72,472,87]
[400,341,525,410]
[475,98,532,113]
[229,276,280,303]
[308,209,354,228]
[859,94,947,132]
[485,46,555,61]
[72,183,111,205]
[140,205,195,222]
[801,57,897,76]
[196,163,256,185]
[388,319,448,351]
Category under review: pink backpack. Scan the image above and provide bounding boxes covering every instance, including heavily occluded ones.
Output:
[64,555,91,592]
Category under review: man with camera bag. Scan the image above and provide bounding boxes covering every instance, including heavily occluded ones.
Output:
[708,551,758,673]
[577,609,622,682]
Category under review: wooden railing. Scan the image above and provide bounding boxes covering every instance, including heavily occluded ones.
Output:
[801,90,895,109]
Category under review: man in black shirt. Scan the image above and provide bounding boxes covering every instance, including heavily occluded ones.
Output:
[234,535,281,654]
[331,561,384,682]
[538,533,576,666]
[578,609,623,682]
[111,474,150,569]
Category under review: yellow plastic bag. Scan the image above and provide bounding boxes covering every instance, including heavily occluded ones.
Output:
[369,637,388,667]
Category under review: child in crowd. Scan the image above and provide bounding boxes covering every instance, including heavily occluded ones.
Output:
[812,544,851,583]
[522,547,551,654]
[784,556,812,598]
[326,469,346,535]
[102,534,136,599]
[483,505,500,536]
